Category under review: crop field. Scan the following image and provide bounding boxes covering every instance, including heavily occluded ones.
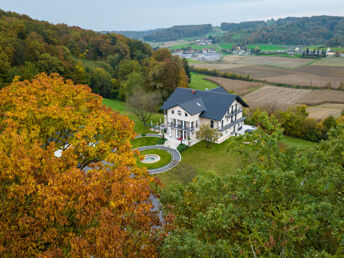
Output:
[191,55,344,88]
[307,103,344,120]
[311,58,344,67]
[223,55,312,68]
[205,76,263,95]
[242,85,344,117]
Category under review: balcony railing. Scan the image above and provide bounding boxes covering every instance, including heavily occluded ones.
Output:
[219,117,246,132]
[168,123,195,132]
[225,109,243,118]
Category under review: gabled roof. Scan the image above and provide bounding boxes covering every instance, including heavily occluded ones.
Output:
[161,87,249,121]
[179,98,206,115]
[209,86,228,94]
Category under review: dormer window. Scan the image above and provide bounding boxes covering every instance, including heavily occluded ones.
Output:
[171,110,174,114]
[177,110,181,116]
[185,112,188,117]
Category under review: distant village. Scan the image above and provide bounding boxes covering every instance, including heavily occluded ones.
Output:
[172,38,344,61]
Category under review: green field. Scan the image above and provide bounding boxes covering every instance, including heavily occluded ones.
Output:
[102,98,163,135]
[246,44,288,51]
[189,72,219,90]
[219,43,233,50]
[137,149,171,170]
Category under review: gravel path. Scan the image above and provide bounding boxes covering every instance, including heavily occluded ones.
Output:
[136,145,181,174]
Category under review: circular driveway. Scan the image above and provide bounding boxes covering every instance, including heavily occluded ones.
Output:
[136,145,181,174]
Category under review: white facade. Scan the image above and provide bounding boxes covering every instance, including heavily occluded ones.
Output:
[163,99,245,145]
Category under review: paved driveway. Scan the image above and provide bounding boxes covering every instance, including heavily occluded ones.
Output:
[137,145,181,174]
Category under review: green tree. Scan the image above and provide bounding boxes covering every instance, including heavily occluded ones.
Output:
[196,124,221,148]
[127,87,161,127]
[161,124,344,257]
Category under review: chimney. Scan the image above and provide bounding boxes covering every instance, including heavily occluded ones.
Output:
[192,90,196,94]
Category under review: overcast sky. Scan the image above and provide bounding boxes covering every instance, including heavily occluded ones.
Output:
[2,0,344,31]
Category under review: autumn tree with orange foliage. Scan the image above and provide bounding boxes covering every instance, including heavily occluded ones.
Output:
[0,73,161,256]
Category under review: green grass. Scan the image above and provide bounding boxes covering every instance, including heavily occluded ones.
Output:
[137,149,172,170]
[219,43,233,50]
[189,72,219,91]
[157,140,241,185]
[246,44,288,51]
[102,98,163,135]
[157,135,316,185]
[281,136,317,149]
[131,137,159,148]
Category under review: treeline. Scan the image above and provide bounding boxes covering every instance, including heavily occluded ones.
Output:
[0,10,188,100]
[109,28,163,40]
[220,16,344,46]
[246,106,339,142]
[144,24,213,42]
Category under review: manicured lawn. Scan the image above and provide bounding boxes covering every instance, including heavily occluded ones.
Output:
[102,98,163,135]
[137,149,171,170]
[131,137,159,148]
[189,72,219,90]
[281,135,317,149]
[157,140,241,185]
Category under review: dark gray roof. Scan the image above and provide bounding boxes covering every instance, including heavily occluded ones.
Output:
[209,86,228,94]
[161,87,249,121]
[179,98,206,115]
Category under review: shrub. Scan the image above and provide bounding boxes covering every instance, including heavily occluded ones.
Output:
[156,138,167,145]
[141,132,146,136]
[177,143,188,152]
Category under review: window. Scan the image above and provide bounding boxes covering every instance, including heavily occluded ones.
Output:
[221,120,224,128]
[185,112,188,117]
[235,114,237,121]
[177,110,181,116]
[235,104,238,111]
[196,121,198,128]
[171,110,174,114]
[173,119,176,126]
[191,122,194,128]
[210,120,214,128]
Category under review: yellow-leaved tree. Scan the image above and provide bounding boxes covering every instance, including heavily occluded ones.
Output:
[0,73,160,256]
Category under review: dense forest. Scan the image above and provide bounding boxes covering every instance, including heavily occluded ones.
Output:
[0,10,189,99]
[144,24,213,42]
[220,16,344,46]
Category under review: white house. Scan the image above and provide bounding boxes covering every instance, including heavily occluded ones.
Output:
[160,87,249,145]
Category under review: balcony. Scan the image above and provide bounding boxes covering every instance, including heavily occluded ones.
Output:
[168,122,195,132]
[225,109,243,118]
[219,117,246,132]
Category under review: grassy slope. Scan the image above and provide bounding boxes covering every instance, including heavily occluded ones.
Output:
[189,72,219,90]
[157,136,317,185]
[137,149,172,169]
[157,140,241,185]
[281,135,317,149]
[102,98,163,135]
